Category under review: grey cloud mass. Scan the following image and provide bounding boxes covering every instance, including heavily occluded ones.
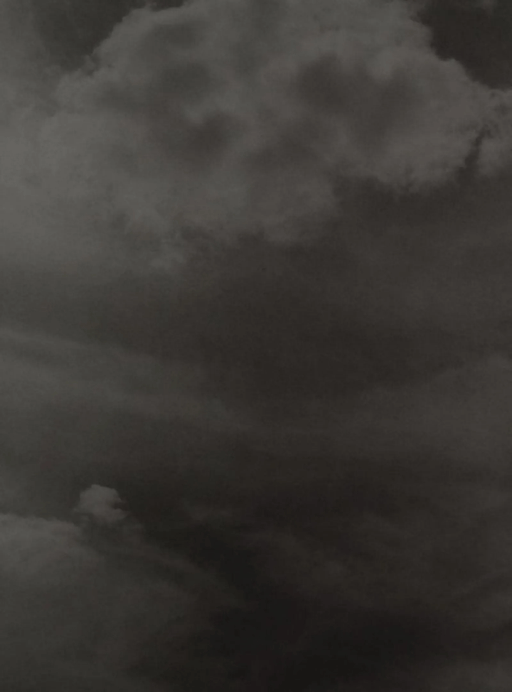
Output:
[3,1,512,691]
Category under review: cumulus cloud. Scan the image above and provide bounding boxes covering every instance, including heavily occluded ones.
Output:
[75,485,129,525]
[0,0,509,269]
[8,0,493,250]
[0,0,508,285]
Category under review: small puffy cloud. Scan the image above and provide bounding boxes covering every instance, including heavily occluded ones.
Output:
[75,485,128,525]
[75,485,146,545]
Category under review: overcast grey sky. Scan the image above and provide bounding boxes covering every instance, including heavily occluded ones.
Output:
[3,2,512,691]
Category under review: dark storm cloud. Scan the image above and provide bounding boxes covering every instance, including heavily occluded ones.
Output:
[0,0,508,274]
[29,0,496,248]
[4,1,512,691]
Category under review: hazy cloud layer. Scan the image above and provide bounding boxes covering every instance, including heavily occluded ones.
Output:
[2,1,512,691]
[0,503,230,691]
[3,339,512,690]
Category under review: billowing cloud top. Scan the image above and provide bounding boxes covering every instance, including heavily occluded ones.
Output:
[1,0,503,253]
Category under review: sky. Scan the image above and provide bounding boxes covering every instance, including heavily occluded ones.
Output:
[3,0,512,690]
